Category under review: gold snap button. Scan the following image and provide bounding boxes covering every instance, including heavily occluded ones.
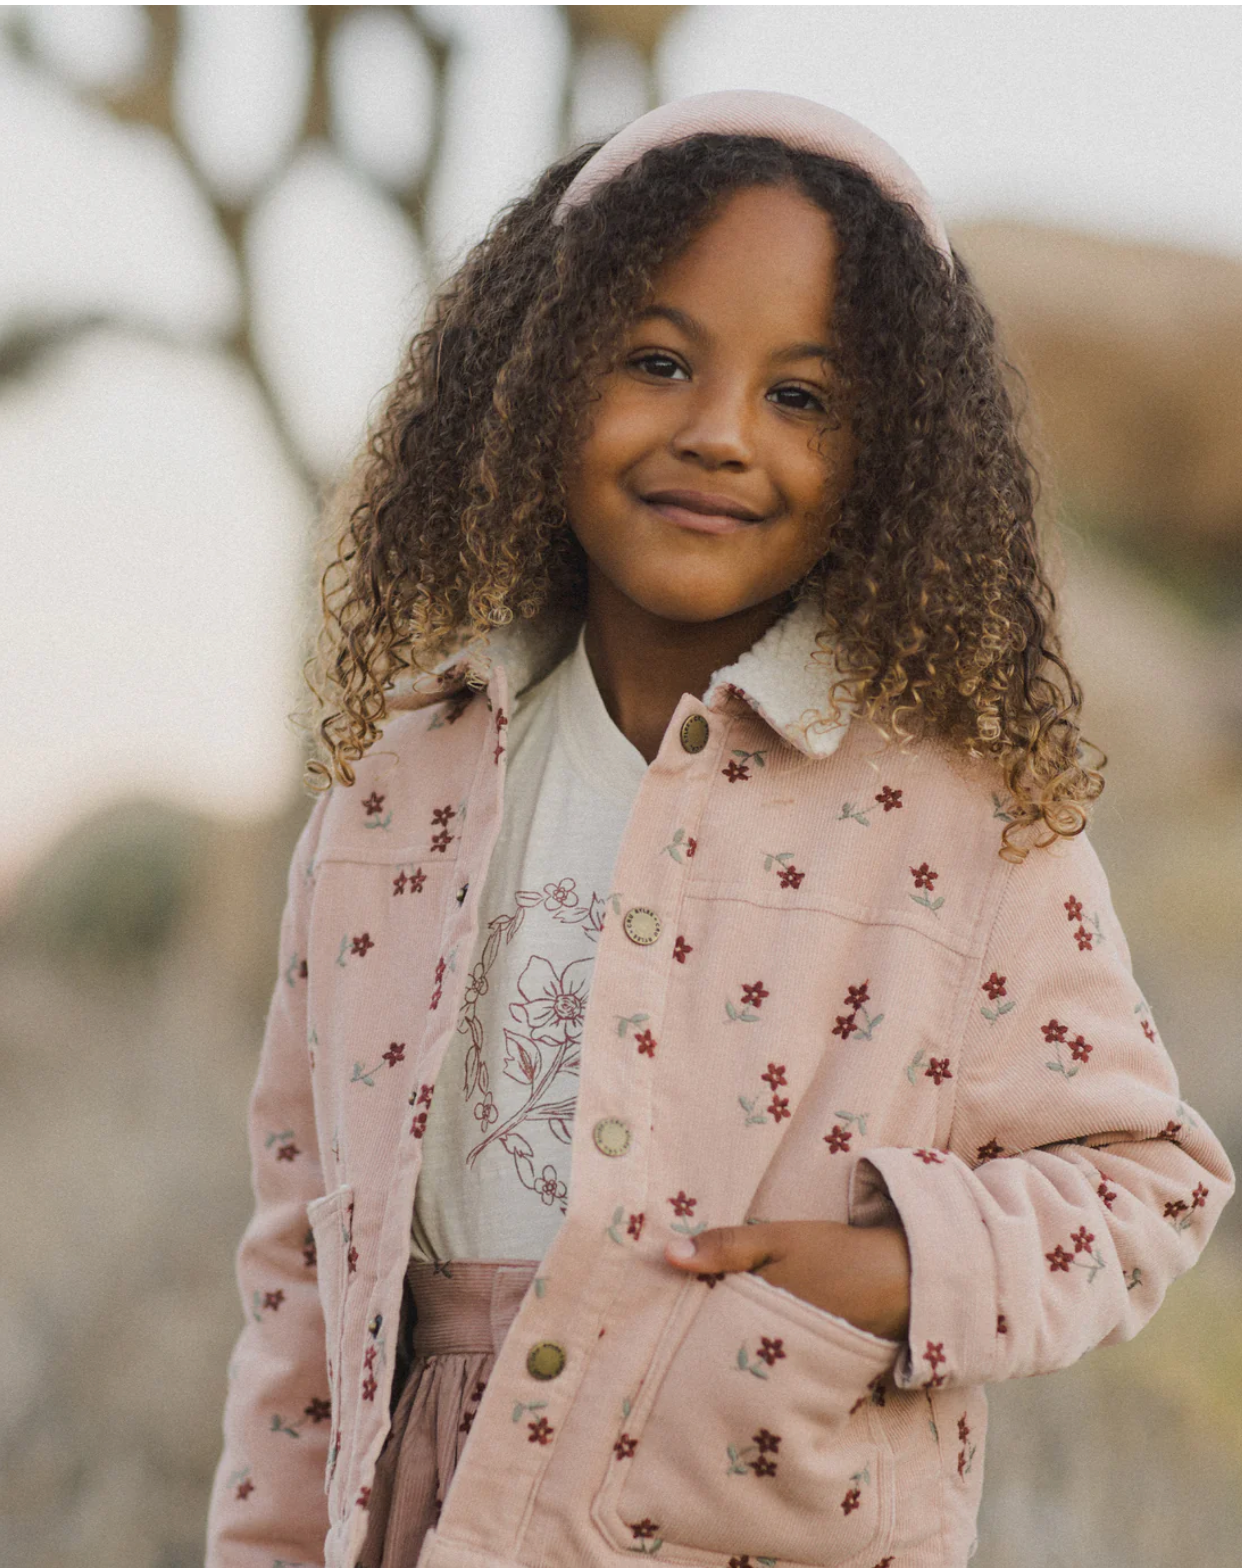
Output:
[592,1117,632,1158]
[526,1341,567,1381]
[622,906,661,945]
[679,713,709,753]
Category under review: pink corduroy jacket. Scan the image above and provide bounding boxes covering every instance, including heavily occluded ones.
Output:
[206,601,1234,1568]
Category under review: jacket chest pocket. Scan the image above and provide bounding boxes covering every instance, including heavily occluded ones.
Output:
[591,1271,898,1567]
[306,1185,355,1496]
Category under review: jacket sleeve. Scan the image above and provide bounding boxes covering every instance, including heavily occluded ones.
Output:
[206,793,332,1568]
[847,827,1235,1392]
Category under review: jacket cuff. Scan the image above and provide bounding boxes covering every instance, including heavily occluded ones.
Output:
[847,1148,1000,1390]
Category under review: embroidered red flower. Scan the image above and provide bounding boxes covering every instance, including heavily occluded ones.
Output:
[777,864,805,889]
[913,1148,944,1164]
[431,804,456,829]
[627,1212,645,1239]
[634,1029,657,1058]
[957,1415,971,1443]
[741,980,770,1008]
[350,932,374,958]
[430,829,453,853]
[696,1272,726,1287]
[527,1415,553,1445]
[832,1013,857,1039]
[363,1346,376,1370]
[755,1336,786,1366]
[976,1139,1004,1162]
[1064,895,1083,921]
[1097,1180,1117,1209]
[630,1520,660,1540]
[910,862,938,889]
[261,1290,284,1311]
[996,1314,1008,1334]
[363,791,385,816]
[410,1111,427,1138]
[981,972,1007,1000]
[749,1456,778,1477]
[235,1479,254,1500]
[458,1409,475,1435]
[1141,1019,1157,1042]
[1071,1226,1095,1253]
[1192,1183,1209,1208]
[382,1041,406,1067]
[722,759,751,782]
[668,1191,697,1217]
[1068,1034,1093,1062]
[923,1341,946,1367]
[276,1143,300,1162]
[846,981,871,1008]
[753,1428,782,1454]
[1073,925,1093,951]
[361,1374,377,1402]
[673,935,693,963]
[823,1124,852,1154]
[1163,1199,1188,1220]
[767,1095,791,1123]
[1045,1245,1073,1272]
[614,1434,638,1459]
[841,1487,862,1515]
[1157,1121,1183,1142]
[347,1245,358,1274]
[305,1397,330,1422]
[761,1062,787,1090]
[876,786,903,811]
[1040,1018,1068,1043]
[302,1237,317,1267]
[925,1057,953,1085]
[356,1486,371,1509]
[685,837,697,858]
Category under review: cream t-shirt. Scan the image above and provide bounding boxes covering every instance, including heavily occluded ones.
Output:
[410,623,648,1262]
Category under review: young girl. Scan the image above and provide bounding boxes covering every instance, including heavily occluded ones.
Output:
[206,92,1233,1568]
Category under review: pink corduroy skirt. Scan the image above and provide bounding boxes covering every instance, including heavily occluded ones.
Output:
[357,1258,541,1568]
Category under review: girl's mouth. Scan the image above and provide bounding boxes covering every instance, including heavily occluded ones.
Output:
[641,489,767,535]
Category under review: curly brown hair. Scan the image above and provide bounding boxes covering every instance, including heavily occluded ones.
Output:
[300,132,1103,858]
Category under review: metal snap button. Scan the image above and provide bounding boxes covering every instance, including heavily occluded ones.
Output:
[526,1341,567,1381]
[679,713,710,754]
[592,1117,632,1158]
[623,906,661,946]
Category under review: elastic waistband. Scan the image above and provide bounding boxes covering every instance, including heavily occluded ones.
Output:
[405,1258,541,1357]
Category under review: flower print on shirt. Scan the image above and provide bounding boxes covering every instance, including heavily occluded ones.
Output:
[456,880,608,1215]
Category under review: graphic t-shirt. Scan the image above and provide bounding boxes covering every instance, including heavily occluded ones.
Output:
[410,622,649,1262]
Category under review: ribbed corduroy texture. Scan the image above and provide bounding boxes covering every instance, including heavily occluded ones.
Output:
[206,637,1233,1568]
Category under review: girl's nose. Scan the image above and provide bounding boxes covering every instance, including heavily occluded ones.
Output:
[670,382,754,470]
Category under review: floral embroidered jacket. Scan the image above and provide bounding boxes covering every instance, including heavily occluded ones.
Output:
[206,600,1234,1568]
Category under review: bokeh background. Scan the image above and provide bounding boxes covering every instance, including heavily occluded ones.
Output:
[2,6,1240,1566]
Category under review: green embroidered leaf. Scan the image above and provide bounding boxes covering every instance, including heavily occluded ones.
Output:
[622,1397,631,1418]
[931,897,944,910]
[869,1013,884,1030]
[737,1347,748,1370]
[1046,1061,1062,1071]
[749,1364,769,1380]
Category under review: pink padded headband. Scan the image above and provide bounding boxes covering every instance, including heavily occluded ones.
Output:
[555,89,952,266]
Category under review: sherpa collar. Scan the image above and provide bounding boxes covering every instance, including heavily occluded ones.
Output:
[388,595,852,760]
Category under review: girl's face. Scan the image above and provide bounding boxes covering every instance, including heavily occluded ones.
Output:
[564,182,855,627]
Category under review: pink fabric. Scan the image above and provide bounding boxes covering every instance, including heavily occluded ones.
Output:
[555,89,953,263]
[206,621,1234,1568]
[358,1260,540,1568]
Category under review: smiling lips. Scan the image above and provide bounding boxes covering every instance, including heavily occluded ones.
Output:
[641,488,768,534]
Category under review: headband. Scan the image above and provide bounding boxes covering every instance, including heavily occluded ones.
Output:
[555,89,952,266]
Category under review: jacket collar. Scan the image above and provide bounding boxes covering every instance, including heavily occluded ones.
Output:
[387,595,852,759]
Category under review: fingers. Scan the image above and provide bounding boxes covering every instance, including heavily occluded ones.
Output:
[664,1223,779,1274]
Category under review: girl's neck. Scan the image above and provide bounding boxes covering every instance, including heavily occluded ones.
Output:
[580,572,792,764]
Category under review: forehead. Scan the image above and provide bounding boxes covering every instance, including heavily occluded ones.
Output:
[644,183,840,339]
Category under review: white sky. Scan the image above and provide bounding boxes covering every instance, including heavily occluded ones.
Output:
[1,4,1240,889]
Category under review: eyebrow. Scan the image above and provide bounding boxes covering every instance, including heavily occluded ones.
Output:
[635,304,834,366]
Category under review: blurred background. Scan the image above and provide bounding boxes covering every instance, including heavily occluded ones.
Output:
[1,6,1240,1566]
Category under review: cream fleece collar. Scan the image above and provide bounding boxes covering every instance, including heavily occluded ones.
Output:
[389,595,852,760]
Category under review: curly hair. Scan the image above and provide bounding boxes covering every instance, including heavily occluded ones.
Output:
[300,132,1103,859]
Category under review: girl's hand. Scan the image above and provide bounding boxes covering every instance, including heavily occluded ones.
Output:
[663,1220,911,1342]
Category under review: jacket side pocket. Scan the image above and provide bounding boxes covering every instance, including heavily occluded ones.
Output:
[594,1270,898,1567]
[306,1184,355,1497]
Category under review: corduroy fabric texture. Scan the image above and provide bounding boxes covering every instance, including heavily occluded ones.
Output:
[206,611,1234,1568]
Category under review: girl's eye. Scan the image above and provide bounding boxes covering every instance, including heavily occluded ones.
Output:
[629,352,688,381]
[768,384,828,414]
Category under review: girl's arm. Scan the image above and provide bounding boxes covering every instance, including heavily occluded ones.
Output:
[847,829,1234,1391]
[205,794,333,1568]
